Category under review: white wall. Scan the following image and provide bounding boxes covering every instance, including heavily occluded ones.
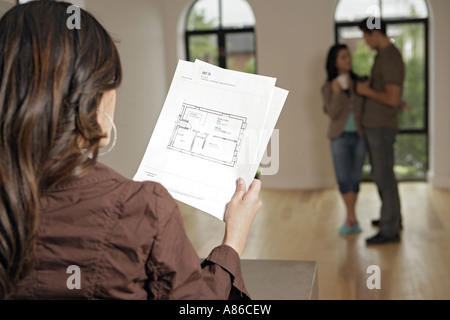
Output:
[0,0,13,15]
[161,0,338,190]
[427,0,450,189]
[248,0,337,189]
[3,0,447,190]
[84,0,168,179]
[0,0,168,180]
[159,0,450,190]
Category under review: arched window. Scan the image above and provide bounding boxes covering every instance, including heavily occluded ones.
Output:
[334,0,429,181]
[185,0,256,73]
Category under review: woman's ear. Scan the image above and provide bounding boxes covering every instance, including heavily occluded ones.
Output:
[96,90,117,148]
[99,90,116,116]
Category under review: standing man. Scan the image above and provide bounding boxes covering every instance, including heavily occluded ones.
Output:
[356,17,404,244]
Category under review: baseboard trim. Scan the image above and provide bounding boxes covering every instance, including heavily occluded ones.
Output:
[428,170,450,189]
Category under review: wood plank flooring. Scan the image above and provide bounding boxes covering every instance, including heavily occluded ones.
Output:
[177,182,450,300]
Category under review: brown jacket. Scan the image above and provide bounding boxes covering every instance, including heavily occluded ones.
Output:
[321,80,364,138]
[11,162,249,300]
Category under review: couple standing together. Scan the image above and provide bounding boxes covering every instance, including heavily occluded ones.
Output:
[322,18,404,244]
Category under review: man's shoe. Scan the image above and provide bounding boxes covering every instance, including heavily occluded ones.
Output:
[366,232,400,245]
[371,219,403,230]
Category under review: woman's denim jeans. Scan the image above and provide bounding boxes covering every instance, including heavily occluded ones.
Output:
[330,132,366,194]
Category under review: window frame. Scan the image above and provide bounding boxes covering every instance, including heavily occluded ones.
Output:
[334,14,430,182]
[184,0,257,72]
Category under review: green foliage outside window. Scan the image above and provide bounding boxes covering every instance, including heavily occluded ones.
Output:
[353,23,428,180]
[187,9,218,65]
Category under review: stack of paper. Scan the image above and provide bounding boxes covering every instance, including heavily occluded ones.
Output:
[133,60,288,221]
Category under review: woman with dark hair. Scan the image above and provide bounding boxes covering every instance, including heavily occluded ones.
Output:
[0,1,261,299]
[321,44,366,235]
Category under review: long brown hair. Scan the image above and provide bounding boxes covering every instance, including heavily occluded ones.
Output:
[0,1,122,298]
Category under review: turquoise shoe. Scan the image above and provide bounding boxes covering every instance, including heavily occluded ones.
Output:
[339,223,362,235]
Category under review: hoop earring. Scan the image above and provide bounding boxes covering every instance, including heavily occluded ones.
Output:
[98,111,117,157]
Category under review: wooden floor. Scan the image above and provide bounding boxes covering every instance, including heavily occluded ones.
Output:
[177,182,450,300]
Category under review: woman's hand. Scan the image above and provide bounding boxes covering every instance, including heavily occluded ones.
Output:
[222,178,262,257]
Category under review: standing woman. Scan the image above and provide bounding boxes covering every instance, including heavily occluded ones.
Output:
[321,44,366,235]
[0,1,261,299]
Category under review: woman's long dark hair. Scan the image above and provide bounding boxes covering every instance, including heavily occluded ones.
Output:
[325,44,357,85]
[0,1,122,298]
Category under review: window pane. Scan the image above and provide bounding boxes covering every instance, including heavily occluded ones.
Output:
[335,0,380,22]
[388,23,426,129]
[225,32,255,73]
[335,0,429,21]
[337,26,376,77]
[221,0,255,28]
[337,23,426,130]
[188,34,219,66]
[186,0,219,31]
[338,24,428,181]
[394,133,428,179]
[381,0,428,18]
[362,133,427,180]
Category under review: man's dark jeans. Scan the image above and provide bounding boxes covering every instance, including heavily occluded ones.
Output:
[364,127,402,237]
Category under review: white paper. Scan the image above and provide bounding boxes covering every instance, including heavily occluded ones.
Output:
[133,60,288,221]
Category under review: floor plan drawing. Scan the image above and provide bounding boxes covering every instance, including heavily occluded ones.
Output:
[168,103,247,167]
